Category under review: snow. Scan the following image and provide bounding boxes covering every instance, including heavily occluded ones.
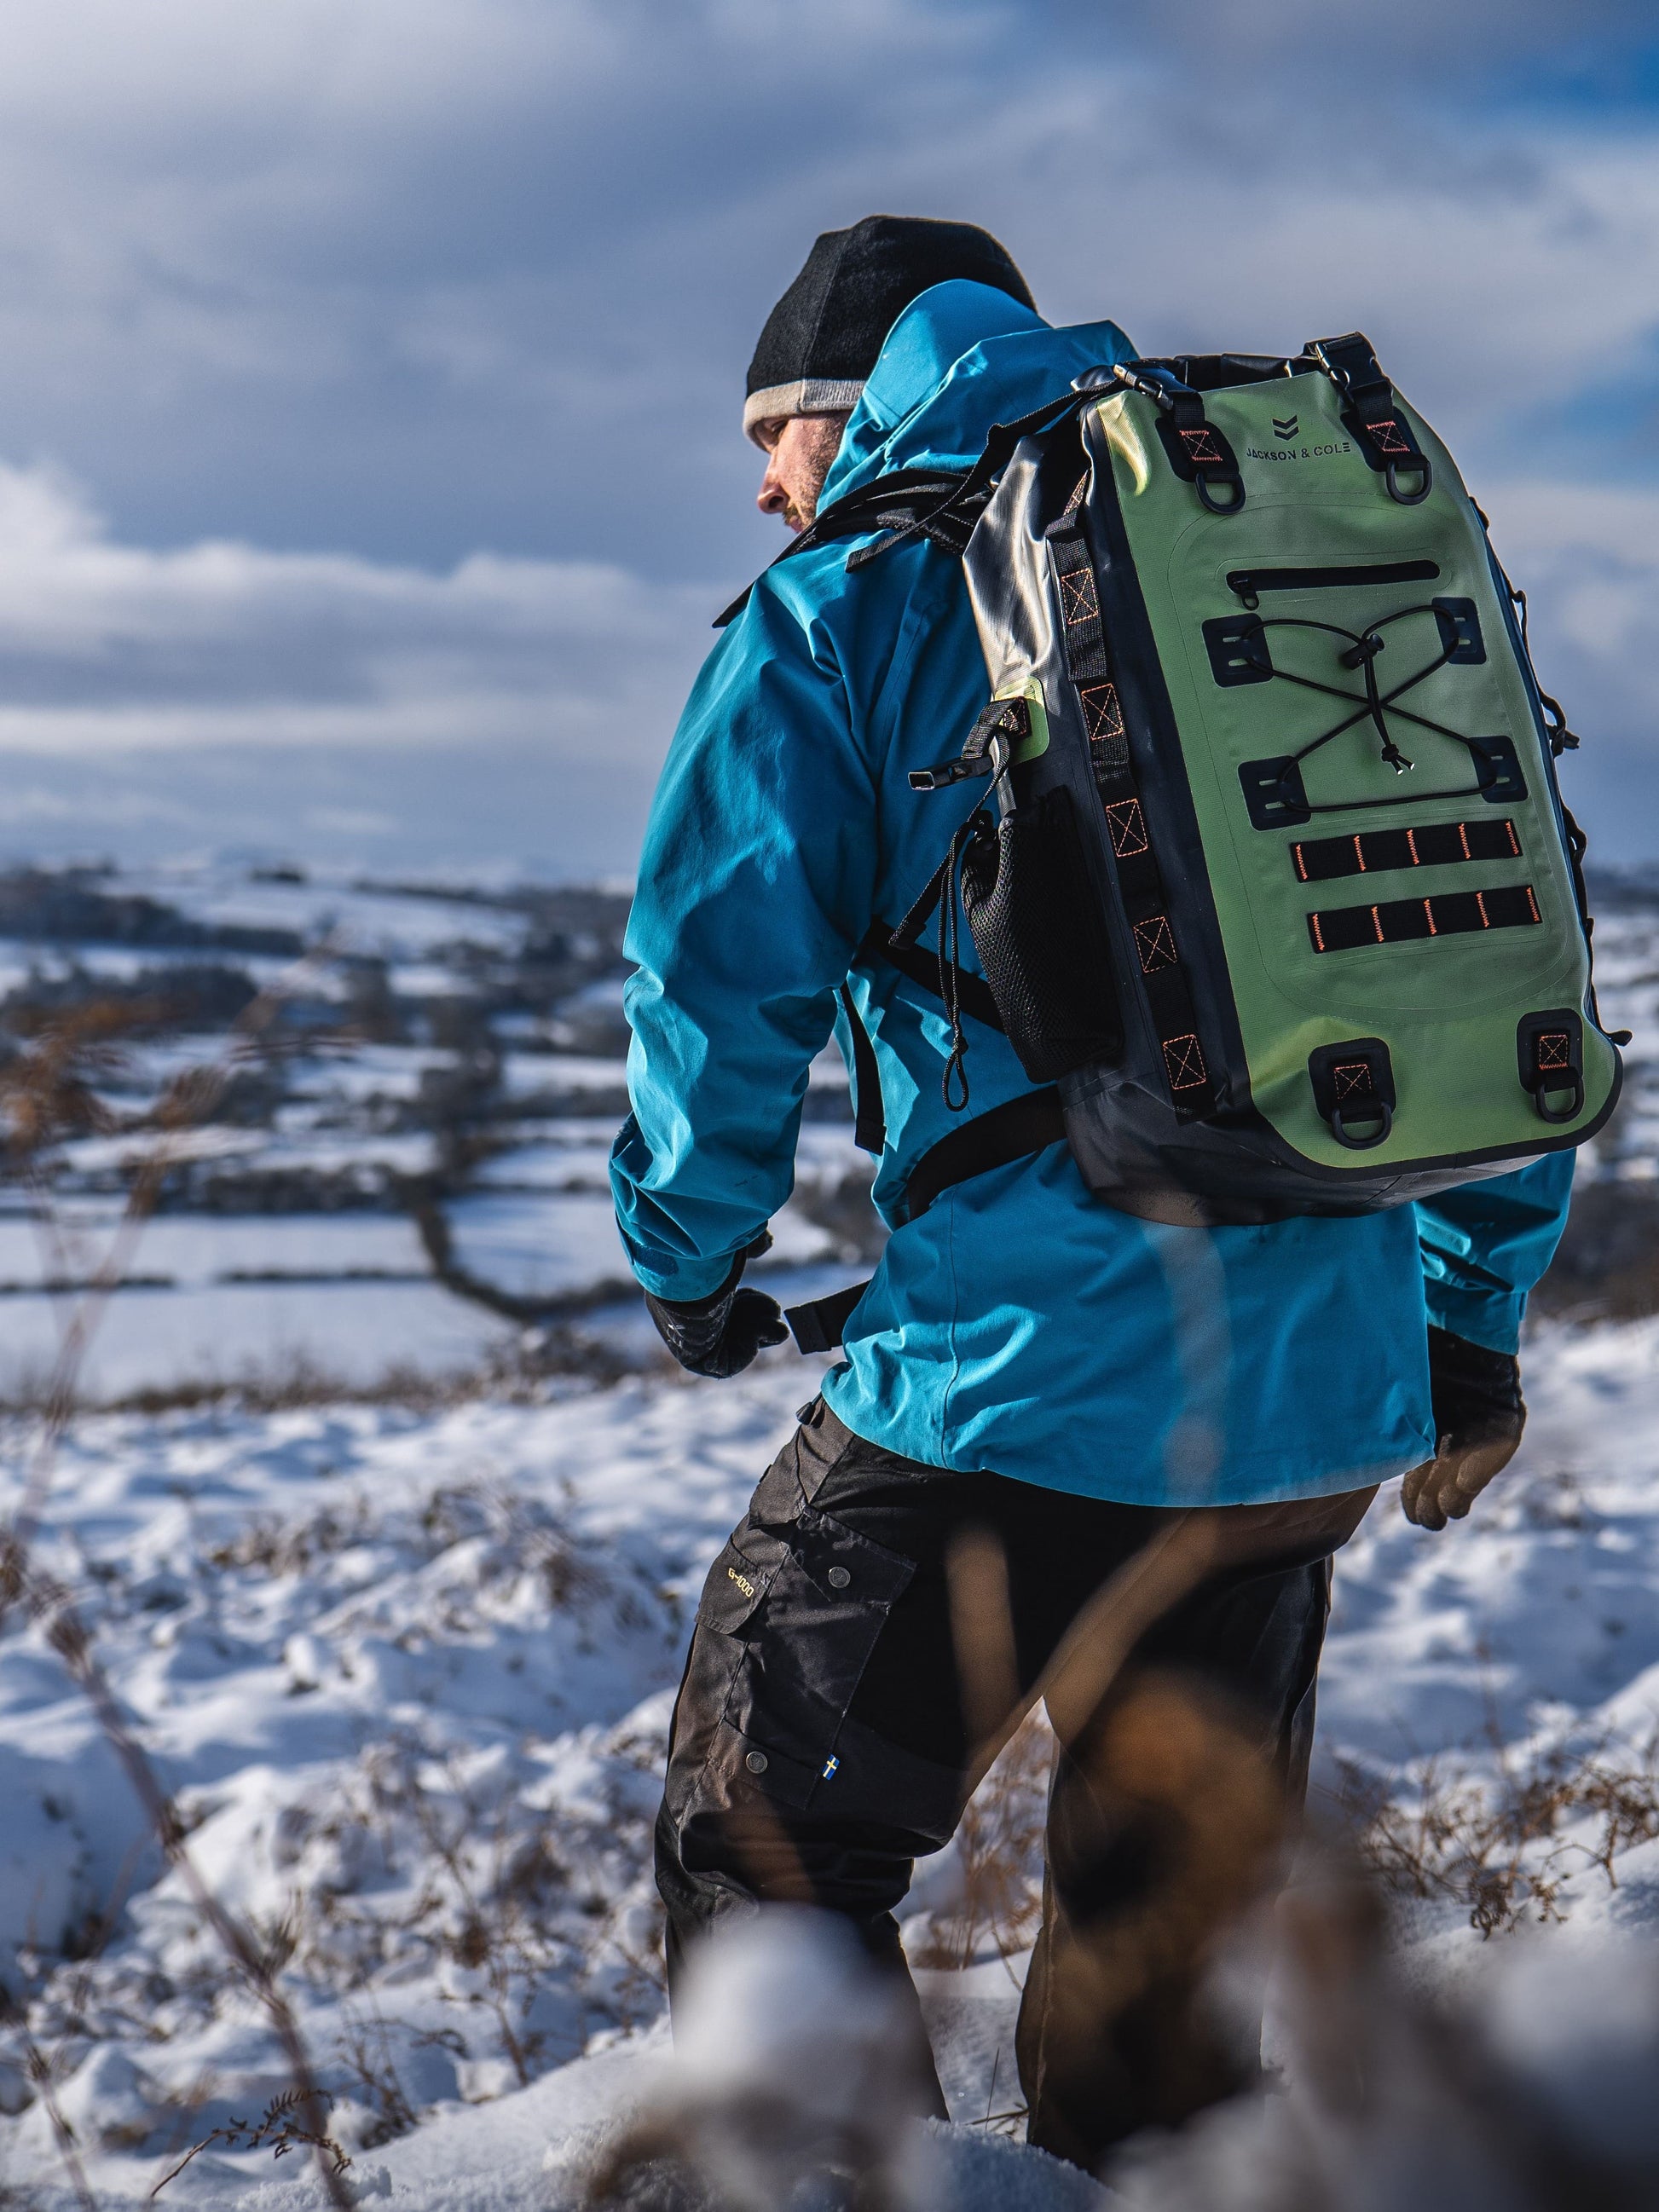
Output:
[1,1314,1658,2207]
[0,864,1656,2204]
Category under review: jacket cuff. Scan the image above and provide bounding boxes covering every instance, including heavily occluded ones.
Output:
[628,1251,740,1306]
[1423,1279,1525,1357]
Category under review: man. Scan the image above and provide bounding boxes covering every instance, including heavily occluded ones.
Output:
[610,215,1569,2165]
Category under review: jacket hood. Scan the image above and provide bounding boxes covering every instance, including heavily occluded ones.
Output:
[822,279,1139,506]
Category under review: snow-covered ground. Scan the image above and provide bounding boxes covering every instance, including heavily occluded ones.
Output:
[4,1314,1659,2208]
[0,858,1656,2206]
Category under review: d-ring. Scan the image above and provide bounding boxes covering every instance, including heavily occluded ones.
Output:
[1384,457,1432,505]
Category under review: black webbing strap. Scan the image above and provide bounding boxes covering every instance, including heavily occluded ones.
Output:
[838,984,885,1154]
[1308,882,1540,955]
[859,921,1003,1032]
[786,1279,870,1357]
[832,923,1007,1165]
[714,466,972,628]
[1308,332,1431,503]
[783,1084,1066,1354]
[898,1086,1064,1223]
[1046,519,1217,1116]
[1292,818,1521,884]
[715,382,1107,630]
[842,387,1097,577]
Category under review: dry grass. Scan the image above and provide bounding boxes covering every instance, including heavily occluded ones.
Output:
[907,1715,1052,1973]
[1336,1730,1659,1936]
[149,2088,351,2198]
[0,971,364,2211]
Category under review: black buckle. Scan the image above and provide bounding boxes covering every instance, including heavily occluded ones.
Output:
[910,697,1029,793]
[1309,1039,1396,1150]
[1517,1010,1584,1124]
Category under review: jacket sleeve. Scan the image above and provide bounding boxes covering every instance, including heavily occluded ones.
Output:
[1415,1152,1575,1354]
[610,574,879,1302]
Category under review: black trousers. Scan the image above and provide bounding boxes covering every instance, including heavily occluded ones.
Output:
[656,1398,1373,2169]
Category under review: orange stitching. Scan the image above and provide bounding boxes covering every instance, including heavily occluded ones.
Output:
[1079,682,1124,742]
[1107,800,1147,858]
[1060,568,1098,625]
[1161,1033,1207,1090]
[1134,915,1178,973]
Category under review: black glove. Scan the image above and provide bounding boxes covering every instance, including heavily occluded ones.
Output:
[1401,1325,1526,1531]
[644,1239,788,1379]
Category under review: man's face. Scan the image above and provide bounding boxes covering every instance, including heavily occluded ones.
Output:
[754,412,850,532]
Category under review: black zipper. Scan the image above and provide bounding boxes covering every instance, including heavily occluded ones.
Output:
[1227,559,1440,611]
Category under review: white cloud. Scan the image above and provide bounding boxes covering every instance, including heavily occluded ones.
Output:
[0,0,1650,580]
[0,459,709,759]
[0,1,1649,863]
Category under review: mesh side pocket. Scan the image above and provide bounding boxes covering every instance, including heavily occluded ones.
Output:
[960,788,1123,1082]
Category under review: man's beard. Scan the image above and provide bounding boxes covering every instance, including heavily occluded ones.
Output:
[783,417,848,531]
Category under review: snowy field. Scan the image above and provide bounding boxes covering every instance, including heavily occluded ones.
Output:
[6,1325,1659,2207]
[0,859,1657,2205]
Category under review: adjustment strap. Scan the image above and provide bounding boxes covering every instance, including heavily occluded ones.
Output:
[1046,521,1217,1117]
[1307,332,1431,500]
[785,1279,871,1355]
[714,465,972,627]
[783,1086,1066,1354]
[838,984,885,1155]
[1116,366,1244,512]
[899,1087,1066,1225]
[858,922,1004,1033]
[831,923,1010,1166]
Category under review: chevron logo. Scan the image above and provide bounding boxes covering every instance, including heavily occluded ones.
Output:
[1272,415,1299,441]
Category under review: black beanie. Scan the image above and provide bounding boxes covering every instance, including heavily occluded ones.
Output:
[743,214,1036,445]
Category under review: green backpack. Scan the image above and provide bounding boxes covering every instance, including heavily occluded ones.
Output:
[724,334,1627,1351]
[876,331,1624,1227]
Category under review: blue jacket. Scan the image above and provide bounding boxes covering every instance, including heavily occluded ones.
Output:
[611,281,1572,1506]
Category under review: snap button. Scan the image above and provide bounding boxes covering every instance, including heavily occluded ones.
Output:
[826,1565,852,1590]
[744,1750,769,1774]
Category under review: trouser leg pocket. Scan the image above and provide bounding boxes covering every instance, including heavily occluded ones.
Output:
[668,1504,916,1822]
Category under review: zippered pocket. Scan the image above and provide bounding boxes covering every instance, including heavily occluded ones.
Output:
[1227,559,1440,610]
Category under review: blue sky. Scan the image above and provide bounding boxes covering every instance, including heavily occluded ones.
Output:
[0,0,1656,874]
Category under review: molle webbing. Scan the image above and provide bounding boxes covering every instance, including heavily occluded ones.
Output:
[1307,883,1541,955]
[1046,519,1216,1113]
[1292,818,1521,883]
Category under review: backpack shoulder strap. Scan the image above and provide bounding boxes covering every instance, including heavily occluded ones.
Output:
[714,378,1110,629]
[783,1084,1065,1354]
[714,467,972,629]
